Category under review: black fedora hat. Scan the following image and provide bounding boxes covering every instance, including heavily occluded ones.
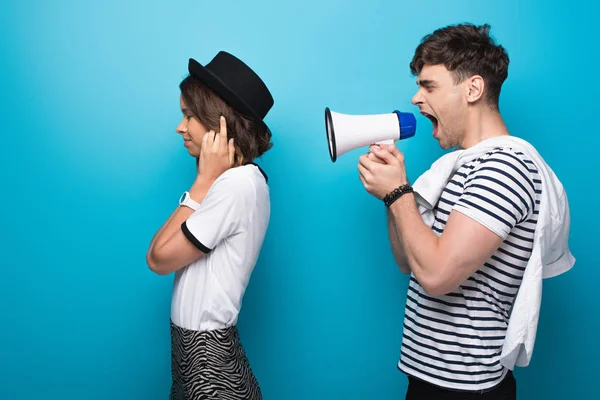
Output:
[188,51,274,133]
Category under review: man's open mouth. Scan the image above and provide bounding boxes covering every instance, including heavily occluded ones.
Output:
[421,112,439,137]
[421,112,438,126]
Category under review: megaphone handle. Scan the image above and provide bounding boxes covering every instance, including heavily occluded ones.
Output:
[375,139,395,145]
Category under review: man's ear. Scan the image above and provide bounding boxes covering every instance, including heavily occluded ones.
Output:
[466,75,485,104]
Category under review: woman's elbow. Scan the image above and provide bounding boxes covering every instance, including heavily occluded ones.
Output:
[146,250,170,276]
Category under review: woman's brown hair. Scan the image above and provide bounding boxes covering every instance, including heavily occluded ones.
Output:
[180,75,273,165]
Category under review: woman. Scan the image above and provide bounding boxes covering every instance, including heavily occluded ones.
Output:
[146,51,275,400]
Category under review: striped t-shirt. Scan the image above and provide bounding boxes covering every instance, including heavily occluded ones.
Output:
[398,147,542,392]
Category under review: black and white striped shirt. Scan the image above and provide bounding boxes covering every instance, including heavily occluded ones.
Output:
[399,147,542,392]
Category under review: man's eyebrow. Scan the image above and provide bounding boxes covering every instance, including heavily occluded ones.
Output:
[417,79,436,87]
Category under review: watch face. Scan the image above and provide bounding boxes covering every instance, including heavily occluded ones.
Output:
[179,192,188,204]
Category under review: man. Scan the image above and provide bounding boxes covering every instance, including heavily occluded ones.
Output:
[358,23,574,399]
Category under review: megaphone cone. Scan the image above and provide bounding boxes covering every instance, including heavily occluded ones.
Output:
[325,107,416,162]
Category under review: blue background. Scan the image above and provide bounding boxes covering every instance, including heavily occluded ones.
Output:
[1,0,597,398]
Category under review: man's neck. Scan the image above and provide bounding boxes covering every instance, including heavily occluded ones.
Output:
[460,106,510,149]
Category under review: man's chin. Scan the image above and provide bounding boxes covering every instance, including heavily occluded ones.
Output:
[438,141,452,150]
[436,136,452,150]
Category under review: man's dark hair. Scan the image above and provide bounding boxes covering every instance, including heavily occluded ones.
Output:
[410,23,509,110]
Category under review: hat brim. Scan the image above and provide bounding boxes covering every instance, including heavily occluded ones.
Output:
[188,58,271,135]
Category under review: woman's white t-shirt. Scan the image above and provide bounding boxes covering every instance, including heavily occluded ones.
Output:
[171,163,270,332]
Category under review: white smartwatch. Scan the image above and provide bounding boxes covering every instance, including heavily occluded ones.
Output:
[179,191,200,211]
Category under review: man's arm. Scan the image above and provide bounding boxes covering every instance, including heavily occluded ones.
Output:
[389,194,504,296]
[387,208,411,274]
[368,147,411,274]
[359,146,535,297]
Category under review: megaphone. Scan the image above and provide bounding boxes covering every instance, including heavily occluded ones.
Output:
[324,107,417,162]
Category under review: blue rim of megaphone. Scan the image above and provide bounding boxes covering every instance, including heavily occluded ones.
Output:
[325,107,338,162]
[393,110,417,139]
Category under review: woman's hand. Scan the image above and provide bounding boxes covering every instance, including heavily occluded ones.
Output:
[196,116,235,184]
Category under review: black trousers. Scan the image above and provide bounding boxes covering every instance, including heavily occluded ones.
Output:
[406,371,516,400]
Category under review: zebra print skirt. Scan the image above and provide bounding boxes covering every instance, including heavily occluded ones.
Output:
[169,321,262,400]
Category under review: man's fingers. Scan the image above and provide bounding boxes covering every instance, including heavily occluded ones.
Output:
[357,163,371,182]
[359,172,367,186]
[358,154,373,170]
[382,144,404,162]
[371,147,396,164]
[368,151,385,164]
[384,143,399,153]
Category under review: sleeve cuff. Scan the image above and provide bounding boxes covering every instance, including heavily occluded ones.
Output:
[181,221,212,253]
[452,205,509,240]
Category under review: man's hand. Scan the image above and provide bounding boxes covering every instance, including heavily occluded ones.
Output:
[367,145,386,164]
[358,144,409,200]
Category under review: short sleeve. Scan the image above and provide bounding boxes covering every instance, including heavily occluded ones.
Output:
[452,150,537,240]
[181,176,250,253]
